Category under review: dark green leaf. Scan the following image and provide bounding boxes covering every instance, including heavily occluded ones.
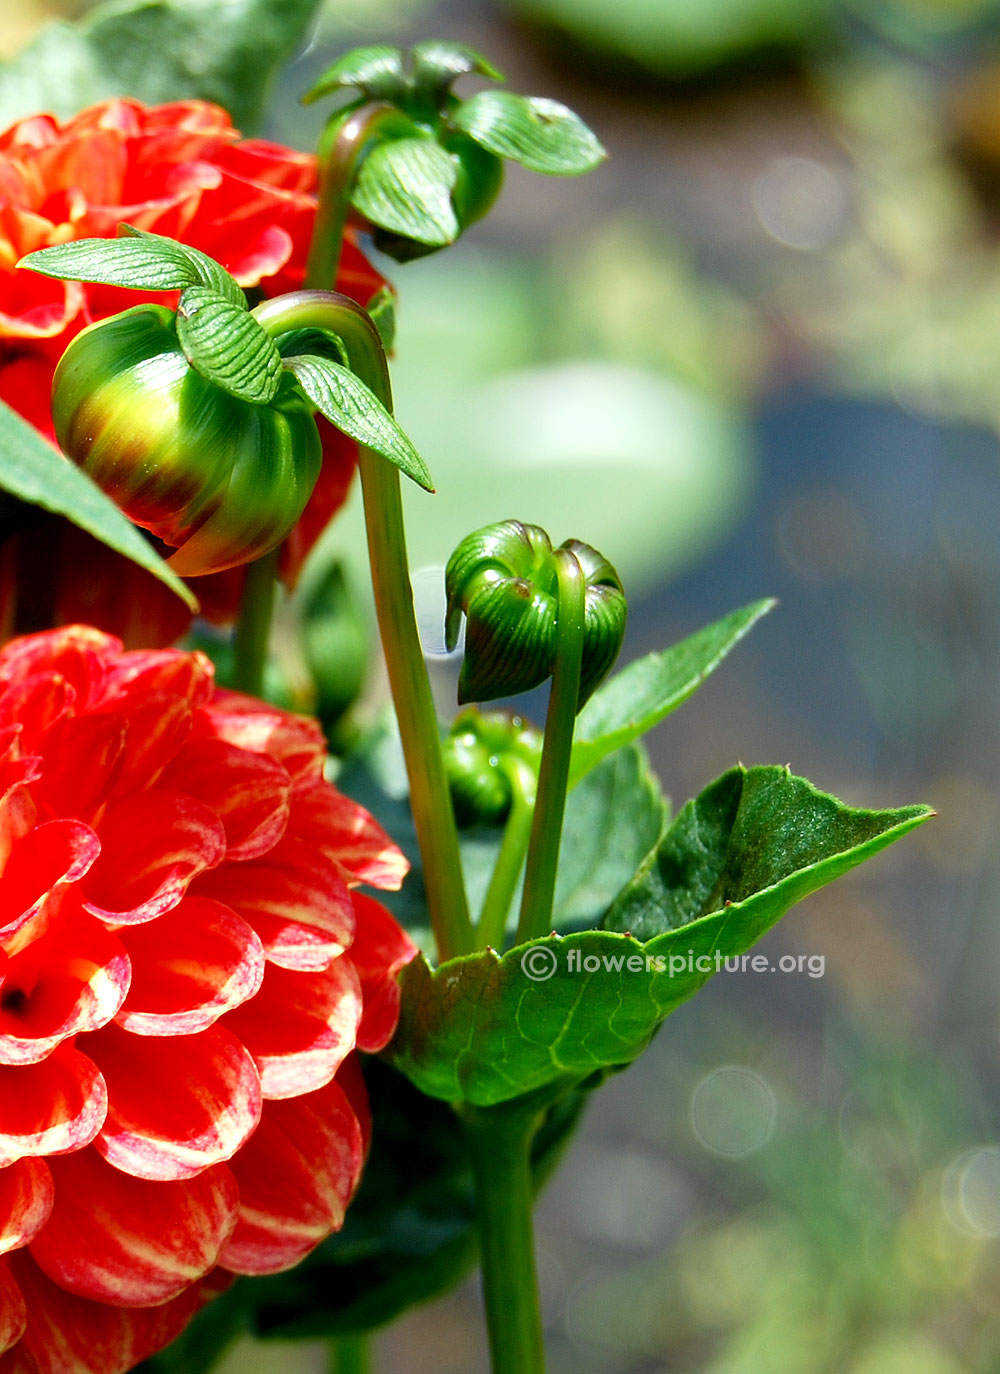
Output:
[604,765,932,939]
[352,138,459,247]
[301,45,405,104]
[0,0,323,134]
[176,286,282,404]
[0,399,196,609]
[452,91,606,175]
[410,40,504,88]
[20,229,244,307]
[283,354,433,490]
[570,599,774,784]
[387,768,931,1106]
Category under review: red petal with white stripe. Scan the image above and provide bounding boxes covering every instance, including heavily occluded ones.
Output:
[193,698,325,789]
[290,781,409,890]
[115,897,263,1035]
[218,1078,364,1274]
[83,792,225,924]
[348,893,418,1053]
[0,1258,26,1354]
[29,1149,238,1306]
[89,1021,261,1180]
[193,835,354,971]
[0,820,99,940]
[222,956,362,1099]
[159,737,291,861]
[0,1158,53,1255]
[0,1048,107,1164]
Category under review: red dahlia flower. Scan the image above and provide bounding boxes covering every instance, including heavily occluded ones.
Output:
[0,626,415,1373]
[0,99,386,642]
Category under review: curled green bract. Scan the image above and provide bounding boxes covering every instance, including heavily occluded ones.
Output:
[443,706,543,827]
[51,304,322,577]
[445,519,627,707]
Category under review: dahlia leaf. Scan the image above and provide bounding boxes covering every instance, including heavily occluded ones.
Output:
[569,598,775,784]
[283,354,434,491]
[0,398,196,609]
[176,286,283,405]
[352,138,460,247]
[386,771,931,1106]
[0,0,324,134]
[452,91,607,175]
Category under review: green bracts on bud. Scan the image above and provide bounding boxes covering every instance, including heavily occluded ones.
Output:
[443,707,543,827]
[445,519,627,708]
[51,304,322,577]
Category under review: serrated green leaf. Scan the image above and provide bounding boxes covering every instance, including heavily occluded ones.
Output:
[301,44,405,103]
[0,398,196,610]
[352,138,459,247]
[570,599,774,784]
[283,354,433,491]
[387,768,931,1105]
[410,40,504,88]
[0,0,323,134]
[453,91,606,175]
[176,286,281,404]
[19,229,245,307]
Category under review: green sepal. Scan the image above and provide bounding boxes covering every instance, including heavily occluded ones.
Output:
[352,137,460,248]
[365,285,397,353]
[410,40,504,90]
[570,598,775,784]
[281,353,433,491]
[176,285,282,404]
[386,768,931,1106]
[452,90,606,175]
[301,44,406,104]
[19,224,245,305]
[445,519,626,707]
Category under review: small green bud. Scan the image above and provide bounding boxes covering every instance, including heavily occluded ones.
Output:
[443,706,543,827]
[51,304,322,577]
[445,519,627,707]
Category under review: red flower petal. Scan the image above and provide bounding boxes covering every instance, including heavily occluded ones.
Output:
[83,792,225,924]
[218,1078,364,1274]
[0,916,128,1066]
[0,820,99,941]
[115,896,263,1035]
[0,1047,106,1163]
[159,736,291,861]
[193,698,326,788]
[193,835,354,972]
[222,956,362,1099]
[0,1158,53,1254]
[88,1021,261,1181]
[291,781,409,891]
[348,892,418,1053]
[0,1258,27,1354]
[29,1149,238,1306]
[4,1250,210,1374]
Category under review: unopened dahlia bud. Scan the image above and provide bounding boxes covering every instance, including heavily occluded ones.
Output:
[51,304,322,577]
[444,519,627,707]
[443,706,543,826]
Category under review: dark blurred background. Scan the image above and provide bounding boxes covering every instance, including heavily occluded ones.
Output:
[9,0,1000,1368]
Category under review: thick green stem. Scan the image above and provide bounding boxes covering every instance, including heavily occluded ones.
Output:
[231,547,278,696]
[253,294,473,960]
[515,551,585,946]
[476,760,536,952]
[464,1102,546,1374]
[307,103,416,289]
[329,1334,371,1374]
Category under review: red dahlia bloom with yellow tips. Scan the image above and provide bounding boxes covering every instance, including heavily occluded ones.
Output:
[0,99,387,642]
[0,626,415,1374]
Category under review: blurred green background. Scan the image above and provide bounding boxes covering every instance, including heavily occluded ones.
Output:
[6,0,1000,1370]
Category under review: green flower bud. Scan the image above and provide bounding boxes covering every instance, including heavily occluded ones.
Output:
[443,706,543,827]
[51,303,322,577]
[445,519,627,707]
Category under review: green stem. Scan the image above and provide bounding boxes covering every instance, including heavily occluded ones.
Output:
[253,293,473,960]
[515,551,585,946]
[307,103,416,289]
[463,1102,546,1374]
[476,760,536,952]
[329,1334,371,1374]
[231,547,279,696]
